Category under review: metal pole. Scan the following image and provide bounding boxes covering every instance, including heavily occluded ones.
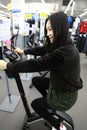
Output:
[1,41,12,103]
[13,73,32,118]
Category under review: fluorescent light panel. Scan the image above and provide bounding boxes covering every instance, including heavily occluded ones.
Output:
[0,10,10,16]
[79,11,87,17]
[0,4,7,9]
[41,0,45,3]
[64,0,73,14]
[83,8,87,12]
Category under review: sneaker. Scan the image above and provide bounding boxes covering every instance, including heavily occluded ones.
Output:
[52,126,57,130]
[52,124,67,130]
[60,123,67,130]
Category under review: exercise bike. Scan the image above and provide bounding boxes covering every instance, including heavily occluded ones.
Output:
[3,46,74,130]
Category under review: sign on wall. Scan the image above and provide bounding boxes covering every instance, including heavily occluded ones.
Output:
[0,17,11,42]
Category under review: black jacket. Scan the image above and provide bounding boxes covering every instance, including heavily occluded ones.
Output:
[7,43,83,93]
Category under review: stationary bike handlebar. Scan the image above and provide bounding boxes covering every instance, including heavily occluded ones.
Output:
[3,45,32,118]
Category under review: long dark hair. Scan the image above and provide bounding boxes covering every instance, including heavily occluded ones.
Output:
[44,12,70,51]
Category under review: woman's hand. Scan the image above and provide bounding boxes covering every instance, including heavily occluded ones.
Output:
[14,47,24,55]
[0,60,7,70]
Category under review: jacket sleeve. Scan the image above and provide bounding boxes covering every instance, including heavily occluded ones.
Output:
[24,46,47,56]
[7,49,64,73]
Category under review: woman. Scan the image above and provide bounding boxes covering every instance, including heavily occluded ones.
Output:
[0,12,83,129]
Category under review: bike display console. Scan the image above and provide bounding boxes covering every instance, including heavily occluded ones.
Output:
[3,49,18,61]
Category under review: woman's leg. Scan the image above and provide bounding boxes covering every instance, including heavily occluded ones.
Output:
[32,76,49,97]
[31,97,60,129]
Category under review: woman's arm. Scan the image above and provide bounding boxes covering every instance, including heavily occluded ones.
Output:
[15,46,47,56]
[6,48,64,73]
[0,47,64,72]
[24,46,47,56]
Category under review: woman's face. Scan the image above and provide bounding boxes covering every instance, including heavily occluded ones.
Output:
[46,20,54,43]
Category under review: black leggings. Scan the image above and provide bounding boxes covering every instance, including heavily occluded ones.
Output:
[31,76,60,129]
[32,76,49,97]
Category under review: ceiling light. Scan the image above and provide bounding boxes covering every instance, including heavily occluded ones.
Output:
[83,8,87,12]
[79,11,87,17]
[64,0,73,14]
[0,10,10,16]
[41,0,45,3]
[0,4,8,9]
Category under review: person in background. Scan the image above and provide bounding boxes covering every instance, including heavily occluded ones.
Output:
[0,12,83,129]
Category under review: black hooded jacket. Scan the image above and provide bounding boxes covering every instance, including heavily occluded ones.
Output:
[7,42,83,93]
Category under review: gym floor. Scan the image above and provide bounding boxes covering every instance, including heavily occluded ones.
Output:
[0,53,87,130]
